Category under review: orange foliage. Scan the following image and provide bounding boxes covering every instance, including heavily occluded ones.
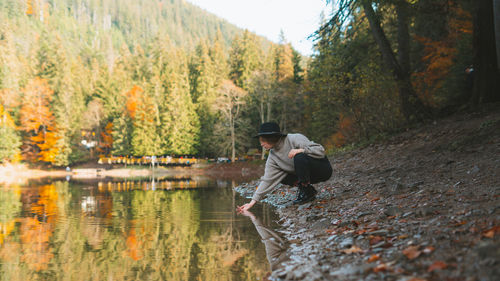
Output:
[26,0,34,15]
[16,184,59,270]
[20,78,60,163]
[30,184,59,224]
[0,220,16,245]
[412,1,472,106]
[98,122,113,155]
[324,114,353,148]
[124,228,144,261]
[30,128,60,163]
[125,85,143,119]
[0,104,17,129]
[20,77,54,133]
[19,217,54,271]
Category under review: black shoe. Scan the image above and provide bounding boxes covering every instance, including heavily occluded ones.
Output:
[293,185,317,204]
[293,185,306,204]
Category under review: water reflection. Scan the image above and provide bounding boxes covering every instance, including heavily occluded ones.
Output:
[240,210,289,271]
[0,177,281,280]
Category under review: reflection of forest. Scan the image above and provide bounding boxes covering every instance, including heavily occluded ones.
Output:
[96,176,214,191]
[0,181,271,280]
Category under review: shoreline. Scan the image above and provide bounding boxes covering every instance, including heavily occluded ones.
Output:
[0,160,265,185]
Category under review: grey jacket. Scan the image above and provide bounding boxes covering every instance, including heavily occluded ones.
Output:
[252,133,325,202]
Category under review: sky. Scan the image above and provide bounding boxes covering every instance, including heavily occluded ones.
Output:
[186,0,332,56]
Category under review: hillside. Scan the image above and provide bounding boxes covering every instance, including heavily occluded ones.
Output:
[0,0,255,53]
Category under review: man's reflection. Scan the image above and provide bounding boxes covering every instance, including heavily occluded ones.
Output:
[239,210,288,271]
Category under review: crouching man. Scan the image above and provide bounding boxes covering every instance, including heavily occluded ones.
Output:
[237,122,332,212]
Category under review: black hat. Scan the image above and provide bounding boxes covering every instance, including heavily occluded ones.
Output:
[254,122,287,138]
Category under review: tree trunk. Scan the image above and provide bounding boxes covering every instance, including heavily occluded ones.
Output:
[362,1,428,121]
[230,115,236,162]
[471,0,500,105]
[494,0,500,70]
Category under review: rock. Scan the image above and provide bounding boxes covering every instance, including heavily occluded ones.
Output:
[415,207,434,217]
[312,218,330,230]
[370,229,389,236]
[329,264,373,277]
[384,206,403,216]
[339,237,354,248]
[476,241,500,259]
[357,211,374,218]
[469,165,480,174]
[298,202,313,211]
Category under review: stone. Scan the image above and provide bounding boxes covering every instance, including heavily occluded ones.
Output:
[384,206,403,216]
[339,237,354,248]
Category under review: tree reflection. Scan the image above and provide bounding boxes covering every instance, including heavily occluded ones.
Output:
[0,180,270,280]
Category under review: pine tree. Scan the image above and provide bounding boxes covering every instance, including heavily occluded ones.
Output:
[190,40,219,156]
[229,30,262,90]
[112,114,132,156]
[155,46,200,156]
[0,104,21,163]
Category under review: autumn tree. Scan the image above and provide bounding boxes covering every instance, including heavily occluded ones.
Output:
[20,77,59,163]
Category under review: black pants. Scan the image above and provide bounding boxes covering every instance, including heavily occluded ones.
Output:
[281,153,333,186]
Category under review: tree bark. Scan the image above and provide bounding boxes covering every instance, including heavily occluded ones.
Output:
[494,0,500,70]
[362,1,428,121]
[471,0,500,105]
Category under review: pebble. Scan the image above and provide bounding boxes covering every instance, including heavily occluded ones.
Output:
[339,237,354,248]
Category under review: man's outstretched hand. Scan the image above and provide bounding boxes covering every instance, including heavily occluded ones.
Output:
[236,200,256,213]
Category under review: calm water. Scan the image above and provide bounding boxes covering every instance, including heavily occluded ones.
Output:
[0,175,284,281]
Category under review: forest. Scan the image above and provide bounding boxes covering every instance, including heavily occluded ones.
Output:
[0,0,498,166]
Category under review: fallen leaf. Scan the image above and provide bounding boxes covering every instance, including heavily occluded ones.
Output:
[356,229,367,235]
[369,236,384,245]
[403,246,422,260]
[482,226,500,238]
[427,261,447,272]
[483,229,495,238]
[454,220,467,227]
[398,234,408,239]
[340,245,363,254]
[423,246,435,254]
[314,205,324,209]
[367,254,380,263]
[373,263,390,272]
[370,197,380,202]
[326,229,337,234]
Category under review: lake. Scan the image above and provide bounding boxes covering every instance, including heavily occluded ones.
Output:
[0,175,284,280]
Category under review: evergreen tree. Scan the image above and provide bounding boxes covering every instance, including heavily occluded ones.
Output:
[229,30,262,90]
[0,104,21,162]
[111,113,132,156]
[131,89,162,156]
[156,47,200,155]
[190,40,219,156]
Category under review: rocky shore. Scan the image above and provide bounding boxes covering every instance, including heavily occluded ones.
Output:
[235,109,500,281]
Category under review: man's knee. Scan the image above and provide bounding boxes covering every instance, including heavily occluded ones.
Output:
[293,152,309,166]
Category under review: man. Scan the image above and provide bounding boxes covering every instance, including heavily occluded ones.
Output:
[237,122,332,212]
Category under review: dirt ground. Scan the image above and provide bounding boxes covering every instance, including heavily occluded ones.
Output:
[235,107,500,281]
